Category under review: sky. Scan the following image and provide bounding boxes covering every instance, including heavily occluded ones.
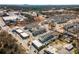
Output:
[0,0,79,5]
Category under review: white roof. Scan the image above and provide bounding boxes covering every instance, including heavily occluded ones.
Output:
[64,44,73,50]
[16,29,23,33]
[46,46,57,54]
[20,32,29,37]
[32,40,43,48]
[0,11,3,13]
[3,15,18,21]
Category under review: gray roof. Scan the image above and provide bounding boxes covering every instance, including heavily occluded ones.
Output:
[39,33,58,43]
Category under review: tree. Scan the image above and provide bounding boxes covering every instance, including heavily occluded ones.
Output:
[0,31,26,54]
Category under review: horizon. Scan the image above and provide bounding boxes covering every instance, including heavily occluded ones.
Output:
[0,0,79,5]
[0,4,79,5]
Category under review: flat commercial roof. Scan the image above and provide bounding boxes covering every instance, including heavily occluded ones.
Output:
[45,46,57,54]
[32,40,43,48]
[32,28,46,36]
[20,32,29,37]
[3,15,18,21]
[39,34,54,43]
[64,44,73,50]
[16,29,23,33]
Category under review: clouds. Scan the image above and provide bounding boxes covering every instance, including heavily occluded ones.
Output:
[0,0,79,5]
